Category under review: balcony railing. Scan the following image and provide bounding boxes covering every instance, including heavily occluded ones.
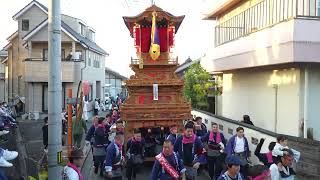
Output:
[24,57,84,62]
[215,0,320,46]
[130,56,178,65]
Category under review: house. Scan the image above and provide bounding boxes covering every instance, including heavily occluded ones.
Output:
[3,0,108,117]
[105,67,127,99]
[202,0,320,140]
[0,50,7,101]
[175,57,200,79]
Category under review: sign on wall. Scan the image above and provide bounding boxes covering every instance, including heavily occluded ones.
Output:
[153,84,158,100]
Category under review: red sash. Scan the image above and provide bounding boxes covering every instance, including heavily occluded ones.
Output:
[155,153,180,180]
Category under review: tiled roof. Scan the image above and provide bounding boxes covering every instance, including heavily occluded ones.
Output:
[61,21,108,55]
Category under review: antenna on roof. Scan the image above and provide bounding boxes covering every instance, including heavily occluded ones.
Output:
[151,0,155,5]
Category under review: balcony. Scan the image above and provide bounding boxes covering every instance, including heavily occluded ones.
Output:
[24,58,82,82]
[215,0,320,46]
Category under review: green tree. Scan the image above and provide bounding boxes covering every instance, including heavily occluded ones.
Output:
[183,63,217,109]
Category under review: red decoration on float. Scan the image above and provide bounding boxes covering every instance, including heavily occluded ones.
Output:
[159,27,168,52]
[133,26,141,48]
[168,26,175,47]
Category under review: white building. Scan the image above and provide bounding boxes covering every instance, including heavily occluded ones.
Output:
[105,67,127,99]
[202,0,320,141]
[3,0,108,117]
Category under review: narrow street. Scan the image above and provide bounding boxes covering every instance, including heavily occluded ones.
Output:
[82,151,210,180]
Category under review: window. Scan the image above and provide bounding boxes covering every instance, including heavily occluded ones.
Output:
[110,79,116,87]
[91,31,95,41]
[115,79,121,87]
[43,49,48,61]
[61,49,65,60]
[80,23,85,36]
[88,52,92,66]
[93,60,100,68]
[43,49,65,61]
[22,19,29,31]
[85,85,93,101]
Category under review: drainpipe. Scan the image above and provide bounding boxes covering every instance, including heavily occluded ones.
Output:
[303,67,309,138]
[80,49,87,81]
[273,84,279,133]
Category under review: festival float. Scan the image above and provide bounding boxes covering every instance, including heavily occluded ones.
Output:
[122,5,192,159]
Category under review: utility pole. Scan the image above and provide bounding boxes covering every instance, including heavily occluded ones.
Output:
[48,0,62,178]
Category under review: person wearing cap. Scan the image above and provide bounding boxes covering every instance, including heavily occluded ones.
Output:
[104,132,125,180]
[217,155,244,180]
[166,125,178,145]
[174,121,206,180]
[150,139,186,180]
[63,149,84,180]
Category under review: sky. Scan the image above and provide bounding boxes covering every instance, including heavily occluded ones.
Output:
[0,0,219,77]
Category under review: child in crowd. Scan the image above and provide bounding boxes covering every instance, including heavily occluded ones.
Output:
[272,135,300,175]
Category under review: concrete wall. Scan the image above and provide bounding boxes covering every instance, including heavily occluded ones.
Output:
[192,109,320,179]
[221,67,301,136]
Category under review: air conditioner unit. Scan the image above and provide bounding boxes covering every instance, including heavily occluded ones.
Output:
[29,112,40,120]
[72,52,81,60]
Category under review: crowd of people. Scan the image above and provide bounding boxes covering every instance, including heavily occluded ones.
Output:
[60,108,302,180]
[0,101,19,180]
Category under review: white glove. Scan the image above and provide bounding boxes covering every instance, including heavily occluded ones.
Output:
[219,142,225,149]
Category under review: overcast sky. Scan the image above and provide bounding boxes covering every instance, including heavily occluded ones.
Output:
[0,0,222,77]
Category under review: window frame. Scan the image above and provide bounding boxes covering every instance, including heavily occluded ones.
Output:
[22,19,29,31]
